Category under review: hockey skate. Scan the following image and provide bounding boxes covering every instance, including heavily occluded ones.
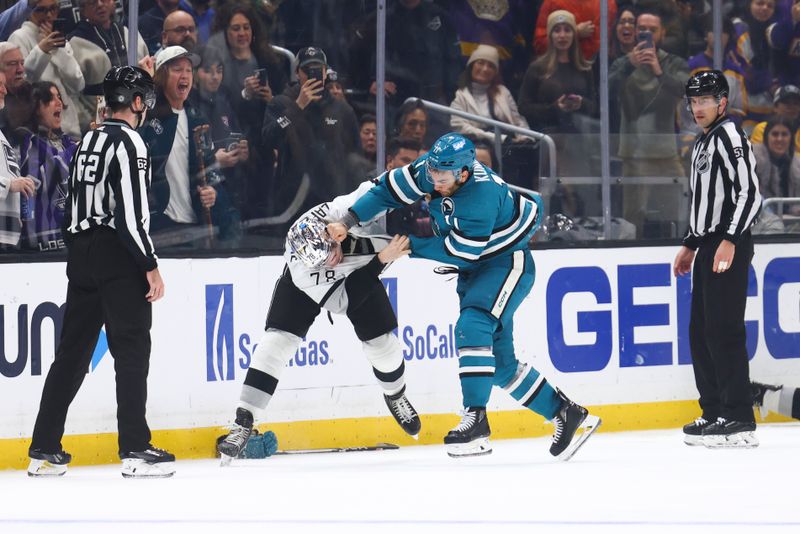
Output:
[751,381,782,419]
[384,386,421,438]
[217,407,254,466]
[702,418,758,449]
[27,449,72,477]
[549,391,601,461]
[444,407,492,458]
[120,446,175,478]
[683,416,712,446]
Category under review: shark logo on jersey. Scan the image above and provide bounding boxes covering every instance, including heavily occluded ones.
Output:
[441,197,454,215]
[694,150,711,174]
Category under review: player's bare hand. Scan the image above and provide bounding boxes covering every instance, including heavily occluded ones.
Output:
[296,79,324,109]
[378,234,411,264]
[197,185,217,208]
[713,239,735,273]
[325,242,343,267]
[673,246,695,277]
[145,267,165,302]
[326,222,348,242]
[10,176,36,198]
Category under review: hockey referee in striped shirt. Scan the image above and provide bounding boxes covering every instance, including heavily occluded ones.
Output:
[674,70,762,449]
[28,67,176,478]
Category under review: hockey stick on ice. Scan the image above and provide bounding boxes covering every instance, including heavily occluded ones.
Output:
[273,443,399,455]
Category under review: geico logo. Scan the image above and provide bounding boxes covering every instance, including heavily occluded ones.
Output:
[402,323,457,361]
[546,258,800,372]
[287,339,330,367]
[0,302,65,378]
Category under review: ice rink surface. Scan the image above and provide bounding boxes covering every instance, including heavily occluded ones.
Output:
[2,424,799,534]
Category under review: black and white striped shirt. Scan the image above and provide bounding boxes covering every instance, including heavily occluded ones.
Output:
[683,117,762,249]
[65,119,158,271]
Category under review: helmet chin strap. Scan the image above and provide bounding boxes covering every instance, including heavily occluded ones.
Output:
[129,101,146,128]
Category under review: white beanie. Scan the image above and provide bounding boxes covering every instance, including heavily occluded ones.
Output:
[467,44,500,69]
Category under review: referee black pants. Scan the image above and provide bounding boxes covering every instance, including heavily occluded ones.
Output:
[30,227,153,455]
[689,231,755,423]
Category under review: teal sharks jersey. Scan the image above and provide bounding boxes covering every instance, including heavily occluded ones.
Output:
[349,155,542,268]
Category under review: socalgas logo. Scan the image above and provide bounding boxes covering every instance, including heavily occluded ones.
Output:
[205,283,333,382]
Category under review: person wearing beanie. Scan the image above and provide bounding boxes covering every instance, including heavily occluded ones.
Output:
[449,43,529,145]
[518,9,596,207]
[534,0,617,61]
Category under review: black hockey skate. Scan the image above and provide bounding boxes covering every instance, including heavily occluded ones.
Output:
[549,391,601,461]
[120,446,176,478]
[384,386,421,438]
[27,448,72,477]
[683,416,712,446]
[444,407,491,458]
[218,407,254,466]
[751,381,782,418]
[701,417,758,449]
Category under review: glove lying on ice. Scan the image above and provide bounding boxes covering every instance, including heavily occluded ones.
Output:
[216,429,278,459]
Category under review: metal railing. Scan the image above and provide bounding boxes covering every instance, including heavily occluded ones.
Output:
[763,197,800,215]
[407,98,557,189]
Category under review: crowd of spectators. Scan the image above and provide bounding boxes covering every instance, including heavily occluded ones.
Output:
[1,0,799,253]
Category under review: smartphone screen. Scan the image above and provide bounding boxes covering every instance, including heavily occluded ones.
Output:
[638,31,654,49]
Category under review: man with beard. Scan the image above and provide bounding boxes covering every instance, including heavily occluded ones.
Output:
[160,9,198,52]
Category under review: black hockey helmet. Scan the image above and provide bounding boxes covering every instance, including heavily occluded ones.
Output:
[685,70,729,99]
[103,66,156,110]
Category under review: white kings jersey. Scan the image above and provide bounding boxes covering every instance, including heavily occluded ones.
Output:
[284,180,391,313]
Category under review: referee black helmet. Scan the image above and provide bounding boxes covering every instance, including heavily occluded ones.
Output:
[103,66,156,111]
[685,70,729,100]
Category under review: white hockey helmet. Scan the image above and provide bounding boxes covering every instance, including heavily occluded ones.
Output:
[287,216,334,268]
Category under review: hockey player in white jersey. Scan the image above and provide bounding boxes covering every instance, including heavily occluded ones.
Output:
[217,181,421,462]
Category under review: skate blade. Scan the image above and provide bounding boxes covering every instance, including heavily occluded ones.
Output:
[219,454,234,467]
[557,415,602,462]
[703,431,759,449]
[121,459,176,478]
[446,437,492,458]
[27,459,67,477]
[683,434,705,447]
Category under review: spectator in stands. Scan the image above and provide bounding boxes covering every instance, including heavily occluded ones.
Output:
[141,46,240,243]
[208,1,287,217]
[9,0,85,140]
[687,17,748,122]
[611,5,637,61]
[767,0,800,87]
[160,9,198,52]
[0,42,33,145]
[17,81,78,251]
[638,0,704,59]
[140,0,180,55]
[383,136,431,238]
[394,99,429,149]
[534,0,617,61]
[519,10,596,194]
[188,44,253,218]
[179,0,215,46]
[609,8,689,237]
[449,44,529,144]
[349,113,379,180]
[0,70,37,249]
[385,136,421,171]
[68,0,148,132]
[261,46,360,227]
[751,84,800,153]
[325,69,346,102]
[754,115,800,210]
[733,0,778,129]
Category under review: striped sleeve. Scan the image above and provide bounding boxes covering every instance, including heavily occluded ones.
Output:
[718,127,762,242]
[109,131,158,271]
[351,162,425,222]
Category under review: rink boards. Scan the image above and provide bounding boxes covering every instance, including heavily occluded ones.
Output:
[1,243,799,468]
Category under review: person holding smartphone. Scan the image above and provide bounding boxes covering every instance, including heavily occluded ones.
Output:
[8,0,85,139]
[609,8,690,238]
[261,46,360,228]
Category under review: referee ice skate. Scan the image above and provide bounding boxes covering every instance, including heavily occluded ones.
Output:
[674,70,762,449]
[28,66,176,478]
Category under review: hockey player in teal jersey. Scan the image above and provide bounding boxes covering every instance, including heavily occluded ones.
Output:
[329,133,601,459]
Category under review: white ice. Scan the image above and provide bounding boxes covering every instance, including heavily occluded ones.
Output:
[2,425,799,534]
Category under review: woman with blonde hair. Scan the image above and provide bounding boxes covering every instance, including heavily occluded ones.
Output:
[449,44,529,143]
